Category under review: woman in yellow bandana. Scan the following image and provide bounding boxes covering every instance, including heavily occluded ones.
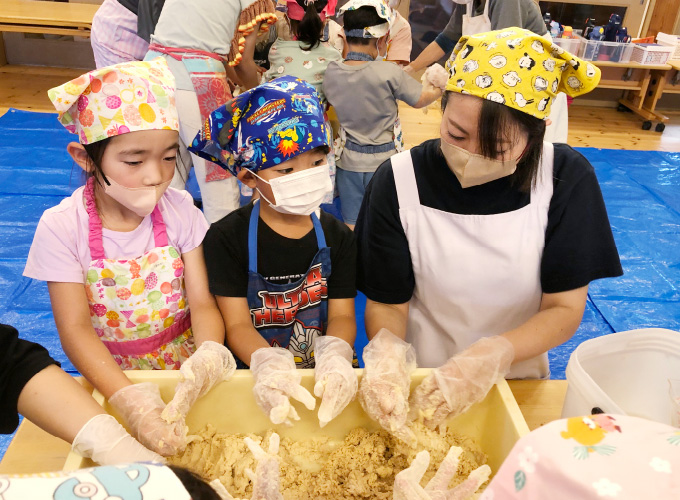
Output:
[354,28,624,444]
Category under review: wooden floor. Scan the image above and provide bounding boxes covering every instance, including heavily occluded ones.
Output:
[2,64,679,152]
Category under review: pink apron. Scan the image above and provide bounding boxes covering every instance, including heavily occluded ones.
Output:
[84,177,195,370]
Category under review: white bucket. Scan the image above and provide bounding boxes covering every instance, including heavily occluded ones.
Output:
[562,328,680,425]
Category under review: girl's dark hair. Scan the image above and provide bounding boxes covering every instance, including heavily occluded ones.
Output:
[291,0,328,50]
[343,6,384,46]
[80,135,186,186]
[167,465,221,500]
[441,91,546,192]
[82,137,112,186]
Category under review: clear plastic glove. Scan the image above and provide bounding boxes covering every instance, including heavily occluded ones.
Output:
[108,382,186,456]
[72,414,164,465]
[422,63,449,91]
[313,336,358,428]
[162,341,236,424]
[393,446,491,500]
[358,329,417,446]
[250,347,316,426]
[410,336,514,428]
[209,433,283,500]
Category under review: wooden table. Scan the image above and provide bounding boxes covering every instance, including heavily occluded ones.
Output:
[592,60,673,131]
[0,0,99,66]
[0,380,568,474]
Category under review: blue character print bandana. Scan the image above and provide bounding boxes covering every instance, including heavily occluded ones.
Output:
[188,75,329,176]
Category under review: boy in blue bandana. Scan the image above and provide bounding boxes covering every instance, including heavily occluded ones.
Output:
[191,76,358,429]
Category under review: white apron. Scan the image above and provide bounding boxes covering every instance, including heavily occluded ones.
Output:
[392,142,555,379]
[462,0,491,36]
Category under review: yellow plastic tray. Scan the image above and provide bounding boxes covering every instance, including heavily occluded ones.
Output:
[64,369,530,475]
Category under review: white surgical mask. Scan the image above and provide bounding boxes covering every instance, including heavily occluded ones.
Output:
[440,139,517,188]
[452,0,474,4]
[102,175,171,217]
[251,164,332,215]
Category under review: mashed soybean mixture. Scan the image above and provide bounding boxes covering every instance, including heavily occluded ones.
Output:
[170,423,487,499]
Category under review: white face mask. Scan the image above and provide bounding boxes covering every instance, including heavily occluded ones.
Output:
[440,139,518,188]
[451,0,474,4]
[102,175,171,217]
[251,164,332,216]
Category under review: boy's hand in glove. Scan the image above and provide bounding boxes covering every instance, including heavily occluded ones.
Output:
[250,347,316,426]
[313,336,358,428]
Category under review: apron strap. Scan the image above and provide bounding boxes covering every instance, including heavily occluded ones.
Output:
[85,177,106,260]
[150,205,169,248]
[248,200,261,274]
[248,201,328,274]
[391,150,420,209]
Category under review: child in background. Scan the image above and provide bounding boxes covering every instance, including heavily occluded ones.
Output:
[24,59,232,456]
[265,0,343,203]
[323,0,443,228]
[190,76,358,429]
[385,0,412,65]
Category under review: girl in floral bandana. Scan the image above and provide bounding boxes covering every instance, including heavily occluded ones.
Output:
[24,59,235,457]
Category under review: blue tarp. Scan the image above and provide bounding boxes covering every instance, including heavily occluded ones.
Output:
[1,108,679,459]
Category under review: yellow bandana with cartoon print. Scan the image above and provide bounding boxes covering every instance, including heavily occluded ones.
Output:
[445,27,601,120]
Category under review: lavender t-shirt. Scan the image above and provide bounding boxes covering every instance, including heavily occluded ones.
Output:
[24,187,209,284]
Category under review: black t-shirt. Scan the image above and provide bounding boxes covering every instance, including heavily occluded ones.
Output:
[1,324,59,434]
[204,202,357,299]
[356,139,623,304]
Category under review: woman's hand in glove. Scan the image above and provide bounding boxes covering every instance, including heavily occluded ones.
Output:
[393,446,491,500]
[162,341,236,424]
[250,347,316,426]
[313,336,358,428]
[108,382,186,456]
[358,329,418,446]
[410,336,514,428]
[72,413,164,466]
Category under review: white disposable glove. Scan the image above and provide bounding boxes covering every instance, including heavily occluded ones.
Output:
[250,347,316,426]
[72,414,164,465]
[108,382,186,456]
[410,336,514,428]
[422,63,449,91]
[209,433,283,500]
[358,329,417,446]
[162,341,236,424]
[313,336,358,428]
[393,446,491,500]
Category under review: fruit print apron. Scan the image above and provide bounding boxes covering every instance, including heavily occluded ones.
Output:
[239,200,330,369]
[84,177,195,370]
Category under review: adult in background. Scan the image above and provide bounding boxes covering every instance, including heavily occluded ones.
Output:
[145,0,277,223]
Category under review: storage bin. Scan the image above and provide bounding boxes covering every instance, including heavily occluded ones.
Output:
[630,43,674,65]
[562,328,680,425]
[552,37,580,55]
[578,36,634,63]
[64,369,530,477]
[656,32,680,61]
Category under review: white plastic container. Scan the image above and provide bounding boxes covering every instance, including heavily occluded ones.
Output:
[552,37,580,55]
[656,33,680,61]
[630,43,674,65]
[562,328,680,425]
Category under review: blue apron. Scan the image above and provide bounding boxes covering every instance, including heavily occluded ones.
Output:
[237,200,331,369]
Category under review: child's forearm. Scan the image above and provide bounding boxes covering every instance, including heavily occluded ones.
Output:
[17,364,107,443]
[226,322,270,366]
[326,298,357,346]
[413,86,443,109]
[189,298,226,347]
